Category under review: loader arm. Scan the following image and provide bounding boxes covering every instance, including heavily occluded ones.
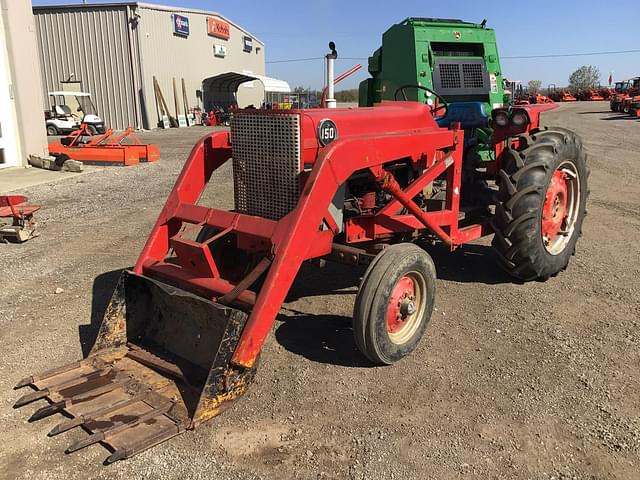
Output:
[15,103,473,462]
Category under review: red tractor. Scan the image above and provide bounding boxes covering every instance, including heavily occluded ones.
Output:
[14,20,589,463]
[611,78,640,112]
[13,101,589,463]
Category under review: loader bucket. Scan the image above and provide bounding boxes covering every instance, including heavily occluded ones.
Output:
[14,271,256,464]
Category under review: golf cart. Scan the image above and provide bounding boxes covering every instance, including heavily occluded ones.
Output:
[45,91,106,136]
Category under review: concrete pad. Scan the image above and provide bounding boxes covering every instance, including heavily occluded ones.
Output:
[0,166,89,193]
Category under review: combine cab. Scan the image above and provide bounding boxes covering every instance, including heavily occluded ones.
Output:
[15,17,589,463]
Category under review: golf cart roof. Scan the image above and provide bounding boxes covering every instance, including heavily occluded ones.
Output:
[48,91,92,97]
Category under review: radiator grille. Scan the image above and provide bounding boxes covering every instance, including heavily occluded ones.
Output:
[230,113,301,221]
[462,63,484,88]
[439,63,462,89]
[433,60,489,96]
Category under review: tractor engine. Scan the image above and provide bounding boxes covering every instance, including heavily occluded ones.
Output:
[229,106,454,240]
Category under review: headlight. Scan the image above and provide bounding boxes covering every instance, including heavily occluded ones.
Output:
[493,111,509,127]
[511,111,529,127]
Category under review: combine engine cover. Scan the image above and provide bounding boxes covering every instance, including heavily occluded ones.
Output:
[359,17,506,115]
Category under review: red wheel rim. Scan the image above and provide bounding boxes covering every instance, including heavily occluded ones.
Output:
[386,276,416,334]
[542,170,569,245]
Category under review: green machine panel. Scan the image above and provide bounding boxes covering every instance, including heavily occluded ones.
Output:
[359,18,505,112]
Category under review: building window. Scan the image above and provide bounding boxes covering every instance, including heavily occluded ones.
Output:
[243,36,253,53]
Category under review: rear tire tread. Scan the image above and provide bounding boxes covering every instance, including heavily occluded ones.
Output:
[492,127,589,281]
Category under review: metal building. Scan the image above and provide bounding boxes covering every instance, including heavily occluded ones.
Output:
[0,0,48,170]
[33,2,267,130]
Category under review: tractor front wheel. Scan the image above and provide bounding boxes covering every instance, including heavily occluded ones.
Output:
[353,243,436,365]
[492,127,589,281]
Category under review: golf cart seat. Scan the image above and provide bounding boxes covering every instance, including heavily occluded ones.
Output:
[54,105,72,116]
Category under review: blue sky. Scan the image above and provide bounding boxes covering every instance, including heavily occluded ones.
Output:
[33,0,640,90]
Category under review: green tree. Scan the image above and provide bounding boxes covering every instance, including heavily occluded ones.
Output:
[527,80,542,95]
[568,66,601,92]
[335,89,358,103]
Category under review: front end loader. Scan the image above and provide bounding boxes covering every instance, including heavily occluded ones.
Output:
[15,18,589,464]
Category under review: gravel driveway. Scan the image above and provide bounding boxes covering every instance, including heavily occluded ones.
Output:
[0,102,638,480]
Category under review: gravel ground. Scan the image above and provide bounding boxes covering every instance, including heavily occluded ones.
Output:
[0,102,638,480]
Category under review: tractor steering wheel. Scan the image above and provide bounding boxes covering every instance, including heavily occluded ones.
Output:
[394,85,449,118]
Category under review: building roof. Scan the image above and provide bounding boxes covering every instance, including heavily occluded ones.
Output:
[32,2,264,46]
[203,72,291,94]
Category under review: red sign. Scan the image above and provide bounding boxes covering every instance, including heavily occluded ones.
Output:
[207,18,230,40]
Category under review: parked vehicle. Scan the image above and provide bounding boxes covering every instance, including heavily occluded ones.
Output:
[45,91,106,136]
[16,18,588,464]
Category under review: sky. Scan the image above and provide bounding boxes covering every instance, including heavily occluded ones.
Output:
[33,0,640,91]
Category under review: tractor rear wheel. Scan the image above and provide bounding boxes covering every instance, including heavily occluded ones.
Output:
[353,243,436,365]
[492,127,589,281]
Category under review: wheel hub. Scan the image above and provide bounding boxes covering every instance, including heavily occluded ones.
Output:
[386,276,416,334]
[542,170,569,245]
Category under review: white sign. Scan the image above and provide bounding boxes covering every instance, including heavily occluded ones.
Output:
[214,44,227,58]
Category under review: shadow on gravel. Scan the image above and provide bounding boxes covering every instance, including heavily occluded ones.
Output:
[79,268,126,357]
[77,246,512,362]
[286,261,363,302]
[275,314,372,368]
[600,115,639,121]
[425,243,517,285]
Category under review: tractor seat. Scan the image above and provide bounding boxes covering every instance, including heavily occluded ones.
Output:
[436,101,489,129]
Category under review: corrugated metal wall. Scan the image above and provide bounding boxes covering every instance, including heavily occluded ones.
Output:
[34,6,139,130]
[136,5,266,129]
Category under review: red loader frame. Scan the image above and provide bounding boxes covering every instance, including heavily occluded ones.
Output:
[12,100,561,463]
[134,103,472,368]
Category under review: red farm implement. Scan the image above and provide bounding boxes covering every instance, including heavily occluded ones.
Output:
[599,88,614,100]
[48,125,160,166]
[0,195,40,243]
[558,91,577,102]
[14,99,588,463]
[530,94,554,104]
[578,89,605,101]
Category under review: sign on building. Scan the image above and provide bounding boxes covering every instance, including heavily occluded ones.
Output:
[207,18,230,40]
[243,36,253,52]
[172,14,190,36]
[214,44,227,58]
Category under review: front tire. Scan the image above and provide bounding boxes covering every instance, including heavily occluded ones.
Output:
[353,243,436,365]
[46,125,58,136]
[492,127,589,281]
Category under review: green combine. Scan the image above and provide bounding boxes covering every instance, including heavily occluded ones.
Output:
[360,18,506,112]
[359,17,510,172]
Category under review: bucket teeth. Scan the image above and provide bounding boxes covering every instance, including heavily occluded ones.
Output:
[15,366,113,409]
[49,417,84,437]
[30,400,66,421]
[104,450,127,464]
[66,403,173,454]
[66,432,105,453]
[14,360,85,390]
[14,389,49,408]
[14,376,34,389]
[48,392,149,437]
[15,272,257,463]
